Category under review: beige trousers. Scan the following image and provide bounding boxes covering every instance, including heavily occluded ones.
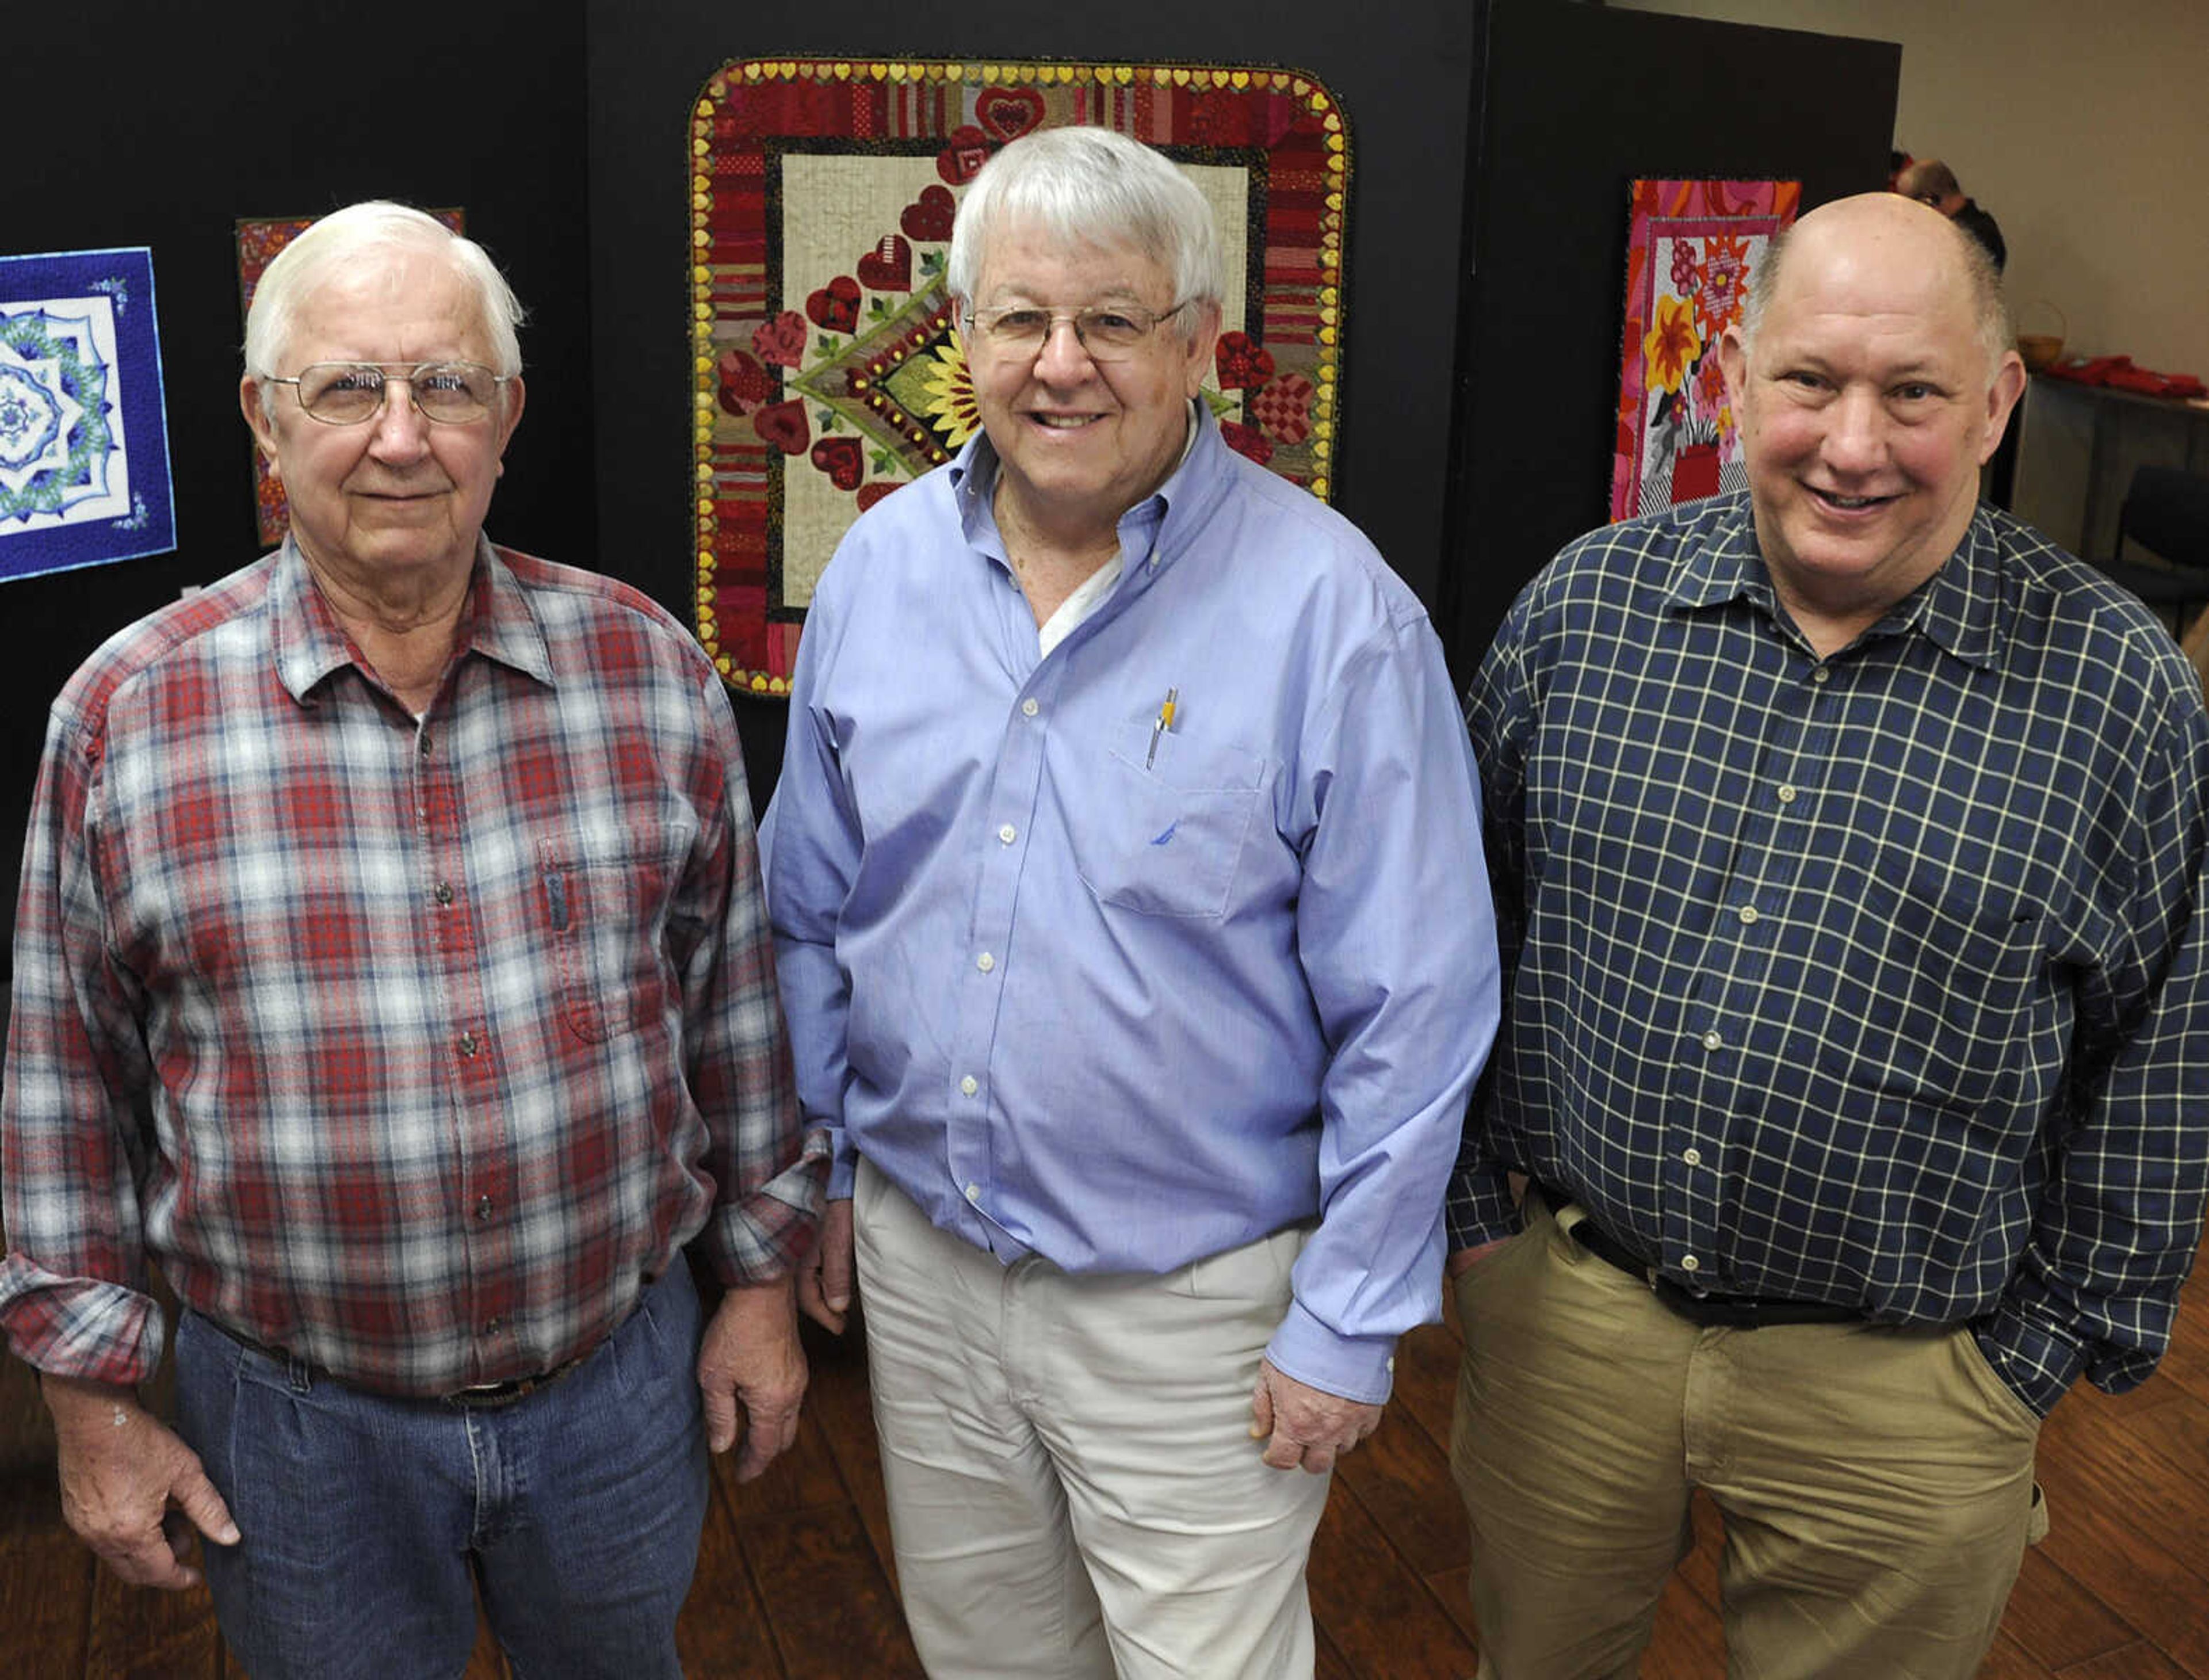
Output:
[853,1156,1331,1679]
[1451,1194,2043,1680]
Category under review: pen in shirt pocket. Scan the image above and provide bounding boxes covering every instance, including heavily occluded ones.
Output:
[1146,686,1179,770]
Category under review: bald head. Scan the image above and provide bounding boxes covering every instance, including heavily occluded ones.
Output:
[1742,193,2010,371]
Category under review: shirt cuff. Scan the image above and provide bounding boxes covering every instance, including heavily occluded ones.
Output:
[0,1258,166,1389]
[703,1143,830,1286]
[1975,1299,2085,1418]
[823,1122,858,1200]
[1263,1296,1398,1406]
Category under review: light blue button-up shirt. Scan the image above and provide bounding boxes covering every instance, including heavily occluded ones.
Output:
[760,411,1500,1400]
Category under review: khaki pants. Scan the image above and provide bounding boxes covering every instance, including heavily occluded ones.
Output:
[853,1156,1331,1679]
[1451,1195,2043,1680]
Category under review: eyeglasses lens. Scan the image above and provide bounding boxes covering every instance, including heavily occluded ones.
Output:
[296,363,498,423]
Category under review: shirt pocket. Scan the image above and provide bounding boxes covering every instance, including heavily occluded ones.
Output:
[537,835,687,1044]
[1847,866,2048,1112]
[1071,721,1266,920]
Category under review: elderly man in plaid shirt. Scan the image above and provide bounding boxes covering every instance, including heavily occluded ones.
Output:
[1448,193,2209,1678]
[0,203,821,1678]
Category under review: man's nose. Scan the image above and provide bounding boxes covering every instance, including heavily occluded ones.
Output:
[1032,315,1098,382]
[1821,387,1886,470]
[366,377,433,457]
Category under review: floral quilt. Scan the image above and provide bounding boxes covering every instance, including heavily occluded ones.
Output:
[1611,178,1799,522]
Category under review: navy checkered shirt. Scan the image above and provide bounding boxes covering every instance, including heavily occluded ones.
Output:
[1447,491,2209,1416]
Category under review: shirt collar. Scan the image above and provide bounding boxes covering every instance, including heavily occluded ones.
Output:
[1665,493,2001,670]
[269,535,557,706]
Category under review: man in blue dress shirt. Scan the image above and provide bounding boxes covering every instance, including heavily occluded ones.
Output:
[1447,192,2209,1678]
[759,125,1500,1678]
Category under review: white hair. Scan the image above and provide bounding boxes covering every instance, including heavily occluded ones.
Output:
[243,201,526,379]
[947,127,1226,342]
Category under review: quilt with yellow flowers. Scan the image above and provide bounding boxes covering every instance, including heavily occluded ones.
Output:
[689,57,1351,694]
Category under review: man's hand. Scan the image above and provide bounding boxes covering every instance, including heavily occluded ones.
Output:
[1446,1236,1512,1278]
[44,1374,239,1590]
[796,1197,855,1333]
[697,1277,808,1482]
[1249,1358,1384,1475]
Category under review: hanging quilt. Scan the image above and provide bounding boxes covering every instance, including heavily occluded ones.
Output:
[1611,177,1799,522]
[236,209,467,547]
[0,247,175,582]
[690,57,1351,694]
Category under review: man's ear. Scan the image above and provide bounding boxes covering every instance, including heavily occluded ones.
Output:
[1718,324,1749,414]
[240,375,282,480]
[1180,301,1223,401]
[1978,350,2028,465]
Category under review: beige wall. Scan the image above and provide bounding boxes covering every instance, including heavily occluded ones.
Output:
[1608,0,2209,379]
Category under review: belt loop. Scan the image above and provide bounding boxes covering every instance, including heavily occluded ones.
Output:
[285,1353,314,1395]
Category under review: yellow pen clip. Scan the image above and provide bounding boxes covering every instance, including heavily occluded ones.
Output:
[1146,686,1179,769]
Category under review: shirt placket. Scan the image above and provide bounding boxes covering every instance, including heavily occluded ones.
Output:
[413,711,513,1373]
[1665,652,1839,1286]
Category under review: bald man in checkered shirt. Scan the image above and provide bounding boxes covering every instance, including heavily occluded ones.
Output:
[1446,194,2209,1678]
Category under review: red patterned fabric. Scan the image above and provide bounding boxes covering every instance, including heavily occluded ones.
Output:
[689,59,1352,694]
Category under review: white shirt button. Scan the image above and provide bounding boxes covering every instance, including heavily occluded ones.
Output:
[1737,905,1759,925]
[1812,666,1832,685]
[1682,1148,1703,1167]
[998,823,1016,844]
[965,1182,981,1202]
[976,952,996,973]
[1777,785,1798,804]
[1680,1254,1701,1273]
[960,1075,979,1097]
[1701,1030,1723,1052]
[1021,697,1039,717]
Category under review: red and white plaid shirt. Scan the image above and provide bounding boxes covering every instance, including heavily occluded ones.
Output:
[1,540,820,1396]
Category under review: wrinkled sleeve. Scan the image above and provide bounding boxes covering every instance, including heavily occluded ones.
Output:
[1977,675,2209,1415]
[679,667,825,1285]
[756,582,863,1202]
[1444,592,1538,1254]
[1262,611,1503,1403]
[0,702,167,1385]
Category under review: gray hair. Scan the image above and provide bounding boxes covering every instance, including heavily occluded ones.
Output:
[243,201,526,380]
[947,127,1226,342]
[1739,211,2012,369]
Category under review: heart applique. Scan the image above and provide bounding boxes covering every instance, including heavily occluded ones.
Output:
[1220,420,1274,467]
[806,275,862,334]
[810,436,865,491]
[974,87,1045,142]
[901,185,957,243]
[1248,373,1316,444]
[854,481,903,513]
[1214,331,1275,391]
[716,348,777,416]
[937,124,992,186]
[857,235,913,293]
[752,399,810,455]
[752,311,808,370]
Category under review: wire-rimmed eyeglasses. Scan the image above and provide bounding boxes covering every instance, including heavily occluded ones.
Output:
[260,361,511,426]
[962,301,1190,362]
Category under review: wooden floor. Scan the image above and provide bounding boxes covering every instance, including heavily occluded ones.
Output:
[3,1234,2206,1679]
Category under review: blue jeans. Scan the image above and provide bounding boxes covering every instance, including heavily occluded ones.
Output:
[175,1264,709,1680]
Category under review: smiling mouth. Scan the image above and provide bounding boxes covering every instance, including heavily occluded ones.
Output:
[1028,413,1102,430]
[1807,487,1898,512]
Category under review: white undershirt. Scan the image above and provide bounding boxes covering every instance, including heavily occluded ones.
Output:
[1031,402,1201,659]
